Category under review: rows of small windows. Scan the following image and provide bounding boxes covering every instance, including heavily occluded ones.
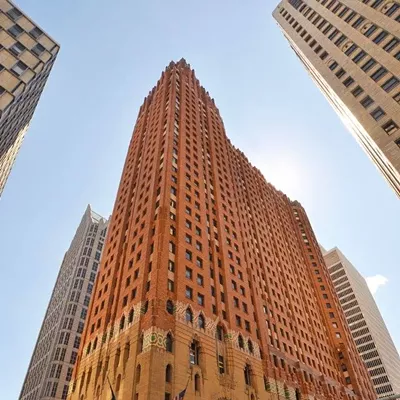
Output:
[281,2,400,137]
[281,5,400,124]
[315,0,400,51]
[376,384,394,395]
[353,0,399,21]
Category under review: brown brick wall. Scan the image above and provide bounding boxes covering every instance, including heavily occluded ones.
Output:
[68,60,373,400]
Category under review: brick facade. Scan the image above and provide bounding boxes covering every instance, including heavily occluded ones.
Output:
[67,60,375,400]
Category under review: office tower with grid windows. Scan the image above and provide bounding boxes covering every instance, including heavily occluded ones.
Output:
[0,0,59,197]
[19,206,108,400]
[67,60,375,400]
[273,0,400,197]
[322,247,400,398]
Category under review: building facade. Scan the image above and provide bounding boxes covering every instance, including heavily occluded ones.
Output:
[273,0,400,197]
[0,0,59,197]
[19,206,108,400]
[323,247,400,398]
[68,60,375,400]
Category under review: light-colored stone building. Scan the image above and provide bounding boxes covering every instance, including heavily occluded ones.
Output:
[19,206,108,400]
[0,0,59,197]
[322,247,400,398]
[273,0,400,197]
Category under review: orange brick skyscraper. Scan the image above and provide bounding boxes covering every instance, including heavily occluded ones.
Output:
[68,60,375,400]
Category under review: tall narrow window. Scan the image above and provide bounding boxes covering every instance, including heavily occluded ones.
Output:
[190,340,200,365]
[194,374,200,393]
[166,333,173,353]
[244,364,252,386]
[165,365,172,383]
[185,308,193,323]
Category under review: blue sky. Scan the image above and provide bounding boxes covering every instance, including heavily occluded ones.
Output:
[0,1,399,398]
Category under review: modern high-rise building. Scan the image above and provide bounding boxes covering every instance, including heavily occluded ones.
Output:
[272,0,400,197]
[0,0,59,197]
[67,60,375,400]
[19,206,108,400]
[322,246,400,398]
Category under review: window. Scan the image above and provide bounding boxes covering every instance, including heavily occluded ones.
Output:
[166,333,173,352]
[370,107,386,121]
[381,77,399,92]
[244,364,252,386]
[360,96,374,108]
[371,67,388,81]
[329,61,338,70]
[194,374,200,393]
[352,86,364,97]
[185,286,193,300]
[383,38,399,52]
[166,364,172,383]
[11,61,28,76]
[197,274,203,286]
[382,120,399,134]
[386,3,400,16]
[185,267,192,279]
[167,279,174,292]
[353,50,366,63]
[9,42,25,56]
[364,25,377,38]
[238,335,244,349]
[218,355,225,374]
[345,44,357,56]
[198,314,205,329]
[361,58,376,72]
[190,340,200,365]
[8,25,23,37]
[32,43,46,56]
[168,260,175,272]
[185,250,192,261]
[373,30,388,44]
[336,68,345,78]
[352,16,364,28]
[7,8,23,20]
[166,300,174,314]
[343,77,354,87]
[30,27,44,39]
[197,293,204,306]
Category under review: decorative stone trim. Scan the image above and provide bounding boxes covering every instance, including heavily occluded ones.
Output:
[141,326,170,353]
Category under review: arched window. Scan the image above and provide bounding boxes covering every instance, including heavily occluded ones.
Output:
[166,333,173,353]
[238,335,244,349]
[194,374,201,393]
[86,342,91,355]
[166,300,174,315]
[165,364,172,383]
[136,364,141,383]
[198,314,205,329]
[116,374,121,392]
[251,395,255,400]
[190,340,200,365]
[185,308,193,323]
[120,316,125,331]
[248,340,254,354]
[128,309,134,323]
[93,337,98,350]
[295,388,301,400]
[244,364,252,386]
[216,326,224,341]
